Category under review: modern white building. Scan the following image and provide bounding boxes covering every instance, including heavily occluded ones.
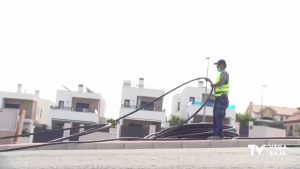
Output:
[0,84,51,142]
[48,84,106,141]
[171,81,236,126]
[117,78,166,137]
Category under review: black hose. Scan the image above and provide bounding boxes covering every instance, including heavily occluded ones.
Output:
[48,77,213,143]
[0,123,105,140]
[0,77,218,152]
[150,80,214,139]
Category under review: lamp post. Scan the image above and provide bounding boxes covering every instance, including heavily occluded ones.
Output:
[203,57,210,122]
[260,85,267,113]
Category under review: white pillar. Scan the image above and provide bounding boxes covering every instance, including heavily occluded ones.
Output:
[235,122,240,134]
[63,122,72,141]
[149,125,156,135]
[116,120,123,137]
[79,124,85,133]
[29,124,35,143]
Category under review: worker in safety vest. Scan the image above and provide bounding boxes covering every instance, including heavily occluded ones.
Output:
[210,59,229,140]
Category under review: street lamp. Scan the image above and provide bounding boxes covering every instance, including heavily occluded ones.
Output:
[203,57,210,122]
[261,85,267,113]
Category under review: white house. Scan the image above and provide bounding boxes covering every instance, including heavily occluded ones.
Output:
[117,78,166,137]
[49,84,106,141]
[171,81,236,126]
[0,84,51,142]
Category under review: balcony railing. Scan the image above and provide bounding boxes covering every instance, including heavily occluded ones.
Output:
[121,104,164,112]
[52,106,96,113]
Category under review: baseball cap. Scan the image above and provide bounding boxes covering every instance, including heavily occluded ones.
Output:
[214,59,226,65]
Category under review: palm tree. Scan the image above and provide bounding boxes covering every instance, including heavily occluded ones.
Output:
[107,118,117,128]
[168,115,185,126]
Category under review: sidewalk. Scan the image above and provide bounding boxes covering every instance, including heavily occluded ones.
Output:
[0,139,299,151]
[1,147,300,169]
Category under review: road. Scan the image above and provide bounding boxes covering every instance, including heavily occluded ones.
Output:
[1,148,300,169]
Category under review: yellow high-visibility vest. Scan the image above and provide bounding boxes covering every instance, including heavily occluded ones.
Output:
[215,72,229,97]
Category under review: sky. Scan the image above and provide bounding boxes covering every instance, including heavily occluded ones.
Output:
[0,0,300,119]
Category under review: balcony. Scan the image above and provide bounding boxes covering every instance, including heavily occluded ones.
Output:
[121,104,163,112]
[50,108,99,123]
[52,106,96,113]
[120,105,166,122]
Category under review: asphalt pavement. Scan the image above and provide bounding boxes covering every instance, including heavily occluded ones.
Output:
[1,147,300,169]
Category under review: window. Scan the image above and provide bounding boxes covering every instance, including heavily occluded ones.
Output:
[189,97,195,104]
[58,101,64,109]
[177,102,181,111]
[141,101,154,111]
[4,103,20,109]
[76,103,90,112]
[124,99,130,107]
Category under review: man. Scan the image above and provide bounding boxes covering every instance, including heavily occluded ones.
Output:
[210,59,230,140]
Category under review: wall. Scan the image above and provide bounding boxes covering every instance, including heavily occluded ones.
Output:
[120,108,166,127]
[99,99,106,118]
[35,99,51,125]
[0,108,19,144]
[50,109,99,123]
[249,126,286,137]
[56,90,73,107]
[0,108,19,132]
[121,86,164,109]
[171,86,207,119]
[79,128,117,141]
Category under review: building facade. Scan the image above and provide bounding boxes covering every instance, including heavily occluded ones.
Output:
[48,84,106,141]
[0,84,50,142]
[246,102,297,122]
[117,78,166,138]
[284,108,300,136]
[171,81,236,126]
[245,102,298,137]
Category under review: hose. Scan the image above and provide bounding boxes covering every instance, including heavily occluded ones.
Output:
[0,77,239,152]
[48,77,213,143]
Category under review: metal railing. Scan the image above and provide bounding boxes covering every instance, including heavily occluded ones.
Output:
[52,106,96,113]
[121,104,163,112]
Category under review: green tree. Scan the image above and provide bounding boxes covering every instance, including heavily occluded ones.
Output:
[236,112,255,123]
[236,112,255,137]
[168,115,185,126]
[107,118,117,128]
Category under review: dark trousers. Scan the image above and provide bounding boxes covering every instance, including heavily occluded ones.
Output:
[213,96,229,138]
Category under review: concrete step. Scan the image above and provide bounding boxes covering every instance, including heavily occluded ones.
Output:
[1,139,299,151]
